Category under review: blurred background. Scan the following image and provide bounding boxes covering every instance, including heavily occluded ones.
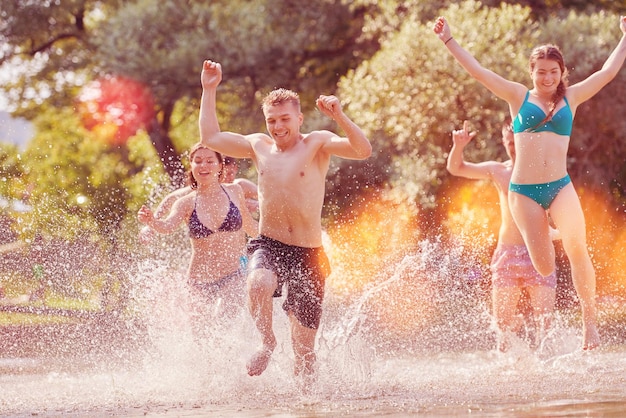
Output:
[1,0,625,317]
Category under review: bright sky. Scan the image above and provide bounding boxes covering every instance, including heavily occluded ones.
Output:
[0,90,33,149]
[0,92,7,111]
[0,62,34,148]
[0,113,33,149]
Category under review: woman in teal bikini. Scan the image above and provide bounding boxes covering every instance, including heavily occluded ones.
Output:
[434,15,626,350]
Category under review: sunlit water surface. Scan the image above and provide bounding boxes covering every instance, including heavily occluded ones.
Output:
[1,237,626,417]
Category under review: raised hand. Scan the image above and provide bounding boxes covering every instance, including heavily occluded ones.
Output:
[316,95,342,119]
[137,205,155,225]
[433,16,452,42]
[452,120,476,147]
[201,60,223,89]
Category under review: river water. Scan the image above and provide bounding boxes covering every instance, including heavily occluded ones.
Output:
[1,238,625,417]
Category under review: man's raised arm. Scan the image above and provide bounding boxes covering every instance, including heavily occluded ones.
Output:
[199,60,223,146]
[316,95,372,160]
[199,60,253,158]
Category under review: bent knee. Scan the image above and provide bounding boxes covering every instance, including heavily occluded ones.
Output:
[535,263,555,278]
[527,250,555,277]
[247,269,277,295]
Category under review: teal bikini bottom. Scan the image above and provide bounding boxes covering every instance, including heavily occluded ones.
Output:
[509,174,571,210]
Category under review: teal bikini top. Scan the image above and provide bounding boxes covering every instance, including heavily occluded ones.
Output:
[512,91,573,136]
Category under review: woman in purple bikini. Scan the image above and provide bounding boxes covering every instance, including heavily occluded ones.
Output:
[434,15,626,349]
[138,143,258,317]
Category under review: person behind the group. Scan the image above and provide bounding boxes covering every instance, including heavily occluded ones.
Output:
[222,156,259,217]
[198,59,372,380]
[138,143,258,316]
[448,119,558,350]
[434,15,626,349]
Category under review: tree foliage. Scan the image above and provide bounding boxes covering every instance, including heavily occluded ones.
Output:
[0,0,123,109]
[0,142,24,197]
[13,105,163,245]
[1,0,625,246]
[340,1,536,207]
[539,10,626,195]
[339,0,626,216]
[1,0,372,187]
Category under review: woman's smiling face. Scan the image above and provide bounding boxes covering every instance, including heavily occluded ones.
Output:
[531,58,563,96]
[191,147,221,183]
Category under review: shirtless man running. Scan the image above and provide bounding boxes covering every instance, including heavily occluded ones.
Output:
[199,60,372,380]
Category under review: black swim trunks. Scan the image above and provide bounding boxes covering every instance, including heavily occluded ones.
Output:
[247,235,331,329]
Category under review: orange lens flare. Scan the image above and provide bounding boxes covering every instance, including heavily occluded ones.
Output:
[326,194,419,295]
[325,194,436,335]
[443,182,626,298]
[323,183,626,341]
[579,188,626,297]
[444,180,499,252]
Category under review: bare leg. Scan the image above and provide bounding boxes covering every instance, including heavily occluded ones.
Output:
[549,186,600,349]
[289,312,318,387]
[526,285,556,348]
[492,285,523,351]
[246,268,278,376]
[508,192,555,276]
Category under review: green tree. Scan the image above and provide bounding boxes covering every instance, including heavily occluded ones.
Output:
[0,142,24,198]
[15,105,166,243]
[0,142,25,244]
[539,10,626,197]
[339,0,626,218]
[1,0,372,187]
[495,0,626,16]
[340,1,536,205]
[0,0,387,253]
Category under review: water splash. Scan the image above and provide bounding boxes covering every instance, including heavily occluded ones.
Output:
[1,235,626,416]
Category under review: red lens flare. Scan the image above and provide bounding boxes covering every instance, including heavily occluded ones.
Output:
[78,76,155,146]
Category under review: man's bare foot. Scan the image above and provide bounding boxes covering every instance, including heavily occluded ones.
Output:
[296,371,316,395]
[247,346,274,376]
[583,324,600,350]
[496,330,512,353]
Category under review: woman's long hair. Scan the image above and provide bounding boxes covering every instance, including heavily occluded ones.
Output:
[528,44,569,130]
[186,143,223,189]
